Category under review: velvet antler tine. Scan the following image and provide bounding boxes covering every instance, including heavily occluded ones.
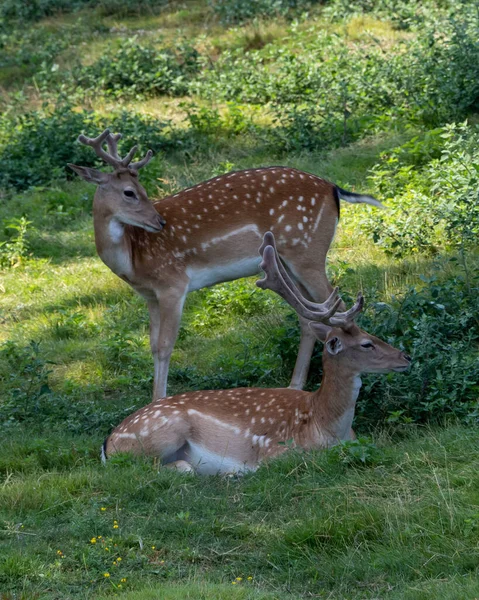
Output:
[78,129,151,173]
[77,129,124,169]
[329,293,364,327]
[120,145,138,167]
[130,149,153,170]
[258,231,276,256]
[78,129,111,149]
[106,133,122,160]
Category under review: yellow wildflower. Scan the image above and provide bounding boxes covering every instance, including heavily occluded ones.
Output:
[121,578,127,583]
[104,572,110,578]
[90,538,96,544]
[232,581,237,585]
[247,576,253,580]
[236,577,242,581]
[117,557,122,562]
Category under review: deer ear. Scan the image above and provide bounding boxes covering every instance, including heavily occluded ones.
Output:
[325,336,343,356]
[68,164,109,185]
[309,322,332,342]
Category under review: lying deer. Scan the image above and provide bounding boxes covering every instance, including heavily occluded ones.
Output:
[69,129,383,399]
[101,233,410,474]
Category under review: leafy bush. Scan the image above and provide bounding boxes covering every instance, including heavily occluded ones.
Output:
[324,0,452,30]
[0,0,167,23]
[183,102,259,147]
[0,0,90,23]
[271,266,479,426]
[209,0,321,24]
[0,217,31,269]
[0,28,67,71]
[0,105,174,191]
[358,123,479,256]
[70,37,200,100]
[355,269,479,426]
[326,437,383,466]
[0,341,133,433]
[94,0,168,17]
[197,4,479,150]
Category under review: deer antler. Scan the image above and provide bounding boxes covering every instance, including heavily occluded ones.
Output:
[256,232,363,330]
[257,245,342,322]
[78,128,153,172]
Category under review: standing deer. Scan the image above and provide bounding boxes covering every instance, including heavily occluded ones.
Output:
[69,129,383,399]
[102,233,410,474]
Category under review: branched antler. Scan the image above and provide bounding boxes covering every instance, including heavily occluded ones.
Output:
[78,128,153,172]
[256,232,363,330]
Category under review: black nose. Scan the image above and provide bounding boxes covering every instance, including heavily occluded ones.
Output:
[403,353,411,362]
[159,216,166,226]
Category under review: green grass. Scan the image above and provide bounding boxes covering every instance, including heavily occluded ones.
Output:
[1,426,478,598]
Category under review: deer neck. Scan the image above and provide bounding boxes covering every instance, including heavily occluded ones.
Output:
[311,361,362,443]
[93,200,133,280]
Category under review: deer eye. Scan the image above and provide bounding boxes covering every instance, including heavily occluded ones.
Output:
[361,341,374,349]
[124,189,136,199]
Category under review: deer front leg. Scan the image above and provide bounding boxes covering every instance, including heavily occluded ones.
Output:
[148,288,187,400]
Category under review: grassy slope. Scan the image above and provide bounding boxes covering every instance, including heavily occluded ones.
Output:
[1,3,478,599]
[1,426,479,599]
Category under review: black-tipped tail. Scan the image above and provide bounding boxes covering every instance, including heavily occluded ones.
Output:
[336,186,384,208]
[101,437,108,465]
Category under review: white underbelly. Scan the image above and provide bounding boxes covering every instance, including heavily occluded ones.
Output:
[186,257,261,292]
[186,441,253,475]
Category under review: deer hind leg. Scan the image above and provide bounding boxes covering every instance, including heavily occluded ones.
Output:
[148,288,187,400]
[282,262,341,390]
[289,317,317,390]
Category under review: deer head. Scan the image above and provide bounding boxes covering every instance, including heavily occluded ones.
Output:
[68,129,166,233]
[257,232,411,376]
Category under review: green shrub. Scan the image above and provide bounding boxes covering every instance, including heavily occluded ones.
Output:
[271,267,479,426]
[324,0,452,30]
[0,105,174,191]
[0,217,31,269]
[198,4,479,150]
[358,123,479,256]
[0,0,167,23]
[0,0,90,23]
[0,28,67,71]
[94,0,168,17]
[0,341,134,433]
[355,270,479,426]
[209,0,322,24]
[70,37,200,100]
